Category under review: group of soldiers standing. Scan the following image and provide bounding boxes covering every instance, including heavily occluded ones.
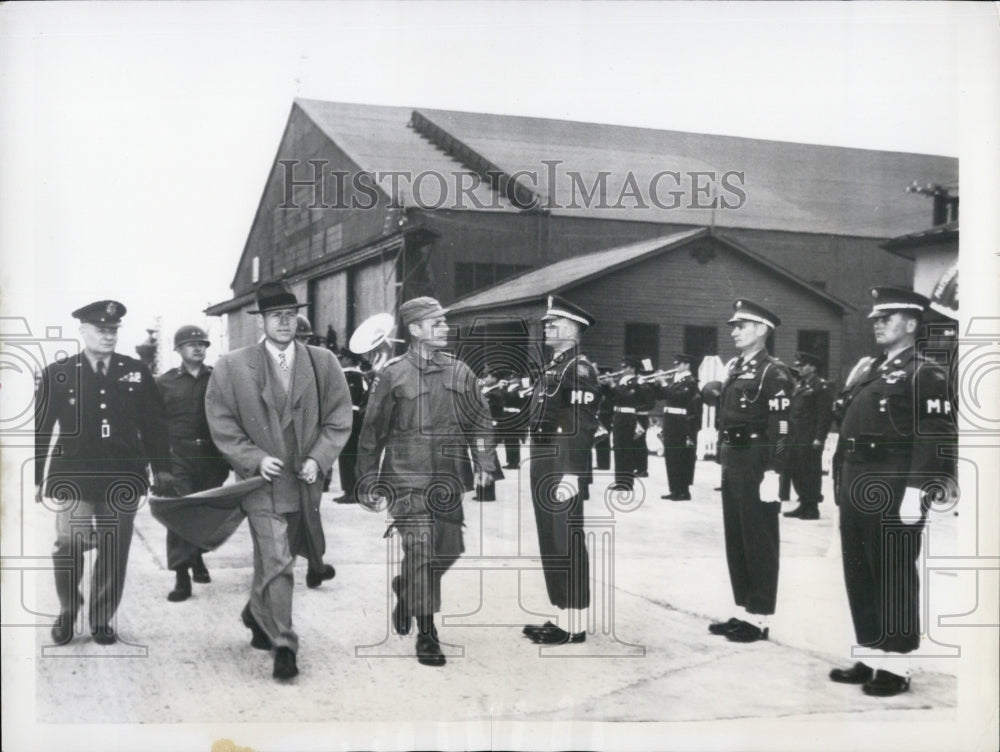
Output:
[34,280,955,696]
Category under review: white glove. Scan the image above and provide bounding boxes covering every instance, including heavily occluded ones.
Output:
[557,474,580,502]
[759,472,781,503]
[899,487,924,525]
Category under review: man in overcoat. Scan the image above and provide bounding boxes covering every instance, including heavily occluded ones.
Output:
[205,281,352,680]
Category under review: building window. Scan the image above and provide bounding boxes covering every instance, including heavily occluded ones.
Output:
[797,330,830,376]
[454,262,531,298]
[252,256,260,283]
[682,325,718,371]
[624,323,660,368]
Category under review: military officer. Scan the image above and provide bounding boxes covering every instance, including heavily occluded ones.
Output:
[157,325,231,602]
[36,300,172,645]
[657,354,702,501]
[782,351,834,520]
[356,297,498,666]
[523,295,601,645]
[609,359,655,491]
[829,287,956,697]
[708,300,794,643]
[330,348,369,503]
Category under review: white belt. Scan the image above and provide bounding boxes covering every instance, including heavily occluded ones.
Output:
[614,406,636,414]
[663,406,687,415]
[502,407,520,413]
[352,405,361,412]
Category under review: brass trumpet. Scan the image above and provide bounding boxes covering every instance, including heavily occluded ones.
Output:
[636,366,686,384]
[598,368,629,383]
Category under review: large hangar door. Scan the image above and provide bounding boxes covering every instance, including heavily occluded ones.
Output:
[353,256,399,330]
[311,271,348,348]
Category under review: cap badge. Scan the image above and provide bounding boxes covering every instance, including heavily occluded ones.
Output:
[106,302,117,316]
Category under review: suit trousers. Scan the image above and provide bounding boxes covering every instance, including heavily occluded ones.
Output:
[53,499,136,631]
[395,511,464,617]
[337,413,363,498]
[529,442,591,610]
[720,441,780,615]
[837,458,922,653]
[246,508,304,653]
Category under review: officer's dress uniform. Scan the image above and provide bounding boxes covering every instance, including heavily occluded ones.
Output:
[717,350,794,618]
[660,373,701,499]
[835,345,954,655]
[157,365,231,571]
[593,380,614,471]
[356,348,498,624]
[787,371,833,508]
[610,375,654,489]
[529,345,600,611]
[337,364,369,501]
[36,350,170,639]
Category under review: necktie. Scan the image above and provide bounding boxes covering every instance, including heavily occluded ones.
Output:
[278,352,288,372]
[96,360,106,378]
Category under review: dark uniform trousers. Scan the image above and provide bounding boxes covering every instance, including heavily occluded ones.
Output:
[788,443,824,504]
[612,413,645,488]
[338,410,364,497]
[719,440,780,614]
[529,438,590,610]
[165,444,230,569]
[837,457,921,653]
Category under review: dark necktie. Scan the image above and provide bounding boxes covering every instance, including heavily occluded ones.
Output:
[96,360,106,379]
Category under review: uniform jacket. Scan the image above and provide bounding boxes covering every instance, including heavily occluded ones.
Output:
[530,345,601,476]
[789,372,834,446]
[35,352,170,501]
[659,373,702,442]
[716,350,795,472]
[205,342,353,534]
[355,348,499,520]
[835,345,956,487]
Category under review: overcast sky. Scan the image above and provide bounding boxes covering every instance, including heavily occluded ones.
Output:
[2,1,997,365]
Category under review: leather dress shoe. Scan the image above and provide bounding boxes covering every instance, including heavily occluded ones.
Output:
[862,669,911,697]
[783,504,804,518]
[829,662,874,684]
[306,563,336,589]
[522,621,558,637]
[797,506,820,520]
[191,555,211,584]
[391,576,411,635]
[273,646,299,680]
[333,495,357,504]
[416,631,446,667]
[528,624,586,645]
[167,571,192,602]
[241,604,272,650]
[91,626,117,645]
[708,617,745,635]
[671,493,691,501]
[725,622,769,643]
[51,612,76,644]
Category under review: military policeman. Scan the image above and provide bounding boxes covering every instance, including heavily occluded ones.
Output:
[708,300,794,643]
[609,359,655,491]
[657,354,702,501]
[782,351,834,520]
[156,325,232,602]
[522,295,601,645]
[332,349,369,503]
[828,287,956,697]
[356,297,499,666]
[35,300,172,644]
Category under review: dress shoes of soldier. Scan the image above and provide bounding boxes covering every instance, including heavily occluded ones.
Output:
[707,617,768,642]
[661,492,691,501]
[783,502,820,520]
[167,569,193,602]
[191,554,211,583]
[829,662,874,684]
[50,611,77,644]
[333,494,357,504]
[708,617,745,635]
[273,646,299,680]
[306,563,336,589]
[91,625,117,645]
[241,603,273,650]
[416,631,446,667]
[523,622,586,645]
[862,669,911,696]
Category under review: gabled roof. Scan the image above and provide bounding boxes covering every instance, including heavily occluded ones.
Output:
[447,227,851,315]
[295,99,957,238]
[881,221,958,259]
